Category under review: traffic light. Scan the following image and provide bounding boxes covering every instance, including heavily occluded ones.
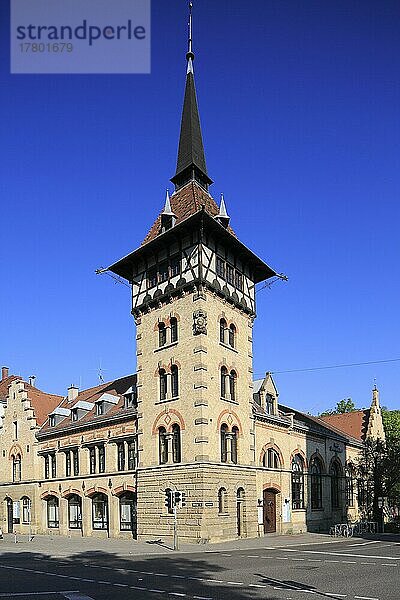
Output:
[165,489,173,512]
[174,491,181,505]
[181,492,187,507]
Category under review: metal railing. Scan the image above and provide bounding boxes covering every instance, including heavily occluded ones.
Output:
[329,521,378,537]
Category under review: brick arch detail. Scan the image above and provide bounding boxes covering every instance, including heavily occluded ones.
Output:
[290,448,308,470]
[218,362,239,376]
[112,484,136,497]
[152,409,186,435]
[40,490,59,500]
[216,409,243,435]
[61,488,82,499]
[329,456,343,474]
[262,482,281,492]
[153,313,181,332]
[259,442,285,468]
[85,486,108,498]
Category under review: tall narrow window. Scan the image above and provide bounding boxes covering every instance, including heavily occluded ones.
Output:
[68,494,82,529]
[235,271,243,291]
[228,324,236,348]
[265,394,275,415]
[147,267,157,288]
[220,319,227,344]
[159,369,167,401]
[171,364,179,398]
[220,366,228,398]
[158,323,167,347]
[51,453,57,478]
[44,455,50,479]
[159,427,168,464]
[170,255,180,277]
[22,497,31,524]
[66,451,72,477]
[89,447,96,474]
[92,493,108,530]
[47,496,59,528]
[231,426,239,464]
[216,256,225,278]
[13,421,18,440]
[170,317,178,343]
[13,454,21,482]
[226,264,234,285]
[158,261,169,283]
[330,460,342,509]
[98,445,105,473]
[117,442,125,471]
[229,370,237,402]
[73,449,79,476]
[310,457,323,510]
[292,455,305,510]
[127,440,136,470]
[220,424,228,462]
[172,424,181,463]
[218,487,227,514]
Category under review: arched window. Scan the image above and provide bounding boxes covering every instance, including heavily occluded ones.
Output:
[228,324,236,348]
[229,370,237,401]
[310,457,323,510]
[263,448,280,469]
[172,424,181,463]
[46,496,59,528]
[220,424,228,462]
[21,497,31,524]
[330,460,342,509]
[159,427,168,464]
[68,494,82,529]
[119,492,137,535]
[171,364,179,398]
[218,487,227,514]
[220,366,228,398]
[231,426,239,464]
[13,454,21,482]
[291,455,305,510]
[170,317,178,343]
[159,369,167,401]
[220,318,226,344]
[92,493,108,530]
[158,322,167,347]
[345,464,354,507]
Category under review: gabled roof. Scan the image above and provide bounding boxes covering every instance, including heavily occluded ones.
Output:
[0,375,20,402]
[141,180,234,246]
[319,410,370,442]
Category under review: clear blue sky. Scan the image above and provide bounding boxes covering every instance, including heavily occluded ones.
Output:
[1,0,399,413]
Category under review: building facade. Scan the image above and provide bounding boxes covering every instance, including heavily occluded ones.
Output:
[0,25,385,543]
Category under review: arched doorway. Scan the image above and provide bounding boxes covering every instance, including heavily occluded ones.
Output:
[6,497,13,533]
[236,488,245,537]
[119,492,137,538]
[263,488,278,533]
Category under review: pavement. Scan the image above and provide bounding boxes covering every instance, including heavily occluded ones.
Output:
[0,532,399,600]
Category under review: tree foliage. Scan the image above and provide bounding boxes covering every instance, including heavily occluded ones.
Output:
[319,398,356,417]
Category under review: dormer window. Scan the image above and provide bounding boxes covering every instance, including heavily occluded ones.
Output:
[266,393,275,415]
[124,390,137,409]
[49,415,56,427]
[71,409,78,422]
[96,401,104,416]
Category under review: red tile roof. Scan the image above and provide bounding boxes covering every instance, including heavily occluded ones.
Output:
[0,373,62,426]
[39,374,136,435]
[141,181,235,246]
[319,410,370,442]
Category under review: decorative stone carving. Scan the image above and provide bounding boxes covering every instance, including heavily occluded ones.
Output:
[193,309,207,335]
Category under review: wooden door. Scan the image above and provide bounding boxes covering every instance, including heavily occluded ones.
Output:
[263,489,277,534]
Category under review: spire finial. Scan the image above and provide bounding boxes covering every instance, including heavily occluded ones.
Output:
[216,193,230,227]
[186,2,194,73]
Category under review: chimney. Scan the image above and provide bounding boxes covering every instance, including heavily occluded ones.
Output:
[68,384,79,402]
[28,375,36,387]
[1,367,9,381]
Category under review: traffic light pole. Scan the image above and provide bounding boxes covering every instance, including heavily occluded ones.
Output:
[173,502,178,550]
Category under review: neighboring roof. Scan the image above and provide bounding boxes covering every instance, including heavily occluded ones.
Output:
[38,374,136,436]
[253,379,264,394]
[0,372,62,426]
[141,180,234,246]
[319,410,370,442]
[0,375,20,402]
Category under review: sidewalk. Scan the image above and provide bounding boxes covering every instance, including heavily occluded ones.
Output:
[0,531,373,559]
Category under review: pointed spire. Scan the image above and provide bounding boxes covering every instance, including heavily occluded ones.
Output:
[171,2,212,191]
[215,193,230,227]
[160,188,176,232]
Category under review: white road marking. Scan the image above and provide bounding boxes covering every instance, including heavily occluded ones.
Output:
[354,596,379,600]
[347,541,380,547]
[63,595,97,600]
[283,549,400,560]
[0,594,79,598]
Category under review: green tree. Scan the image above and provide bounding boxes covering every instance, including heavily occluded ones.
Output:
[319,398,356,417]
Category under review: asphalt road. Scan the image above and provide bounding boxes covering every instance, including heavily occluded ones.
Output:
[1,538,399,600]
